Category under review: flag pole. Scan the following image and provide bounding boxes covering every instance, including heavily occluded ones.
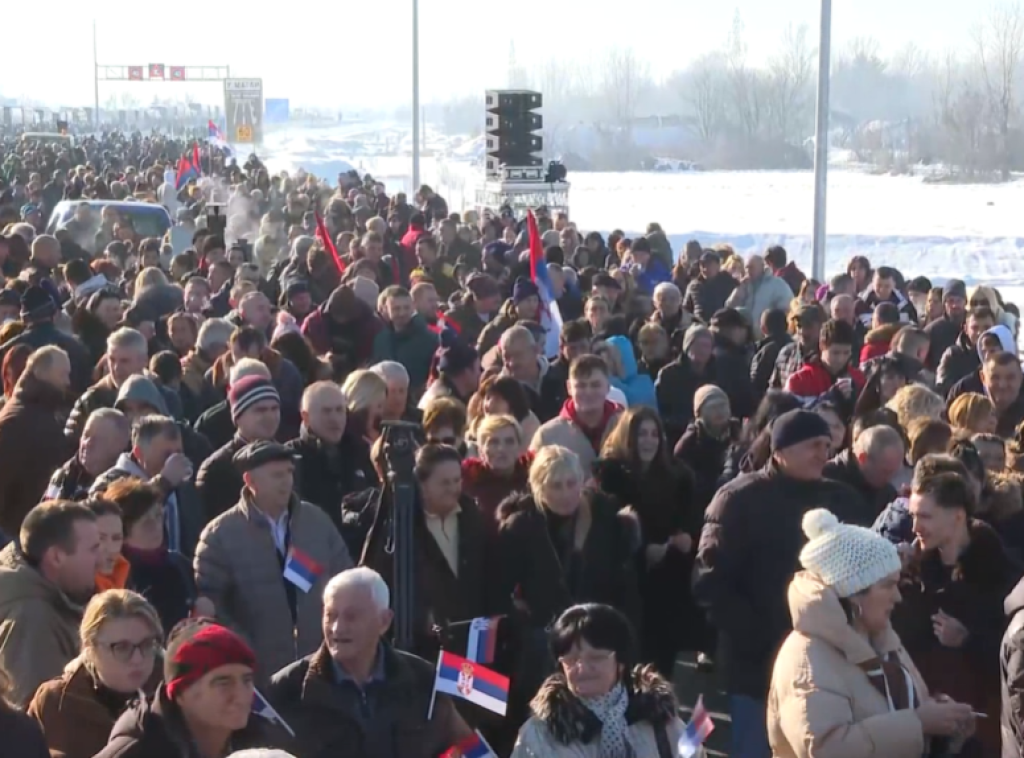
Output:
[426,651,442,720]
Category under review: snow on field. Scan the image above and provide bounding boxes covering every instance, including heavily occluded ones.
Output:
[261,127,1024,288]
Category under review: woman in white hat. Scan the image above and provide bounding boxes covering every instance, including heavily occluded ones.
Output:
[767,508,976,757]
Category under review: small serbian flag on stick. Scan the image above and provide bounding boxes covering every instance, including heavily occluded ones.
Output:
[466,616,501,665]
[678,694,715,757]
[442,730,497,758]
[252,688,295,737]
[282,547,323,594]
[429,651,509,717]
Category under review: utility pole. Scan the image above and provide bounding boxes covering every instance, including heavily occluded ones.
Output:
[411,0,421,191]
[811,0,832,282]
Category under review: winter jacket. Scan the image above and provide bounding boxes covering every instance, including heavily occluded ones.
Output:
[785,360,865,419]
[123,545,196,634]
[511,667,689,758]
[606,335,657,409]
[859,288,919,328]
[726,273,793,338]
[768,572,930,758]
[774,261,806,296]
[822,450,897,522]
[207,347,303,441]
[194,490,353,680]
[0,375,74,537]
[711,335,756,420]
[750,333,791,398]
[938,333,982,398]
[287,427,378,533]
[0,544,83,706]
[925,314,964,370]
[859,323,903,365]
[266,643,473,758]
[66,373,180,443]
[1002,574,1024,757]
[371,315,439,394]
[0,707,48,758]
[633,258,672,295]
[461,454,532,530]
[892,520,1020,757]
[683,271,737,324]
[195,435,248,521]
[770,340,815,390]
[693,464,870,697]
[0,322,92,394]
[301,299,382,373]
[43,455,94,502]
[94,687,282,758]
[27,658,154,758]
[529,400,622,475]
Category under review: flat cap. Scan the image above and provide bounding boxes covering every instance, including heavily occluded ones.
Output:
[232,440,297,473]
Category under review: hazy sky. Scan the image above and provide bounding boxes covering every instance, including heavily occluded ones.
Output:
[1,1,983,109]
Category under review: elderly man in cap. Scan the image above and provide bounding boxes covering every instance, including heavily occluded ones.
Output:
[0,284,92,393]
[195,440,352,681]
[694,409,867,758]
[96,619,283,757]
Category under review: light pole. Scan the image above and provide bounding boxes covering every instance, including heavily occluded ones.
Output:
[411,0,421,192]
[93,20,101,129]
[811,0,832,282]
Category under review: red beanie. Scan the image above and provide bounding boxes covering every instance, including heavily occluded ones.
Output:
[164,621,256,700]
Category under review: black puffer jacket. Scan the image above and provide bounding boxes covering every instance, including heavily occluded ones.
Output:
[683,271,737,324]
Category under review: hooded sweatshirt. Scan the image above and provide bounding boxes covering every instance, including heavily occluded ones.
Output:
[114,374,170,416]
[606,335,657,409]
[978,324,1016,359]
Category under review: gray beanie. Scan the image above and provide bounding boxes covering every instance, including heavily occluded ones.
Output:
[682,324,713,354]
[694,384,729,416]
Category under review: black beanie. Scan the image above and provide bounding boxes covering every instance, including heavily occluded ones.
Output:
[771,409,832,452]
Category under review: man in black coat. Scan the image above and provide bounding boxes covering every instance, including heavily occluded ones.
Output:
[683,251,738,324]
[937,306,996,398]
[287,381,376,532]
[693,409,869,758]
[924,277,968,369]
[822,424,904,521]
[196,375,281,521]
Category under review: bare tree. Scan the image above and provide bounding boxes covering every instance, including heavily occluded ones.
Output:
[725,10,766,139]
[974,2,1024,179]
[599,48,651,124]
[764,23,815,144]
[674,53,729,145]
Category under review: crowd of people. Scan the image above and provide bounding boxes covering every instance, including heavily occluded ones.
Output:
[2,129,1024,758]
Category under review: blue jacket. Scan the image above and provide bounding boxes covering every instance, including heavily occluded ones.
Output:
[606,335,657,408]
[633,259,672,295]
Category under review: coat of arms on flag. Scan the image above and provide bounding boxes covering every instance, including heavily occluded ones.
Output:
[430,651,509,717]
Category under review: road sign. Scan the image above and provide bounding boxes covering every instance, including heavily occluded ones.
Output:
[224,78,263,146]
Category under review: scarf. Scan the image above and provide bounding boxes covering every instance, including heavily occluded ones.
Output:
[581,682,632,758]
[860,651,918,712]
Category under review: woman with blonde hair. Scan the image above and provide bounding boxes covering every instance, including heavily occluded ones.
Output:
[947,392,998,435]
[132,265,183,319]
[28,590,163,758]
[885,383,945,431]
[462,414,533,527]
[723,254,745,280]
[341,368,388,443]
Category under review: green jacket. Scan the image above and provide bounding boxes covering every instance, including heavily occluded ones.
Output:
[371,315,440,393]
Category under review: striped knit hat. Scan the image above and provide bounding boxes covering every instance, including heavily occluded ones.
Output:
[229,375,280,423]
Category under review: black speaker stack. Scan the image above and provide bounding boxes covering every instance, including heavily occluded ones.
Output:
[485,90,544,181]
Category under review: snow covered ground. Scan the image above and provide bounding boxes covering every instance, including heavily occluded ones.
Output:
[260,126,1024,291]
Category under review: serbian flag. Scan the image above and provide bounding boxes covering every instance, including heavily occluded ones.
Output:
[175,155,198,190]
[207,119,233,156]
[315,210,346,274]
[252,689,295,737]
[466,616,501,665]
[678,695,715,757]
[442,730,497,758]
[282,547,323,593]
[430,651,509,716]
[527,209,562,358]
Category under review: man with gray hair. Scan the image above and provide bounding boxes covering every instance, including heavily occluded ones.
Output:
[46,408,132,501]
[90,414,202,556]
[264,567,472,757]
[823,423,905,518]
[500,324,565,422]
[66,326,180,442]
[725,254,793,339]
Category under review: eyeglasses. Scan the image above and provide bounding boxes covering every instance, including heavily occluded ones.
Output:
[102,637,161,663]
[558,650,615,670]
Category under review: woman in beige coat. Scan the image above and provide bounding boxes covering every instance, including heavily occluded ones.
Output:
[768,509,976,758]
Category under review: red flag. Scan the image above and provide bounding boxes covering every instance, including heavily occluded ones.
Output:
[315,210,346,274]
[192,142,202,176]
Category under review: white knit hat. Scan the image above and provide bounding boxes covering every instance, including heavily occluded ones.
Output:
[799,509,901,598]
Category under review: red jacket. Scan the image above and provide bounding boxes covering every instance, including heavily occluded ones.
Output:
[785,360,865,405]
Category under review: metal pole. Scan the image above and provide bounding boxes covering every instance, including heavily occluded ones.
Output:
[93,21,101,129]
[411,0,421,191]
[811,0,832,282]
